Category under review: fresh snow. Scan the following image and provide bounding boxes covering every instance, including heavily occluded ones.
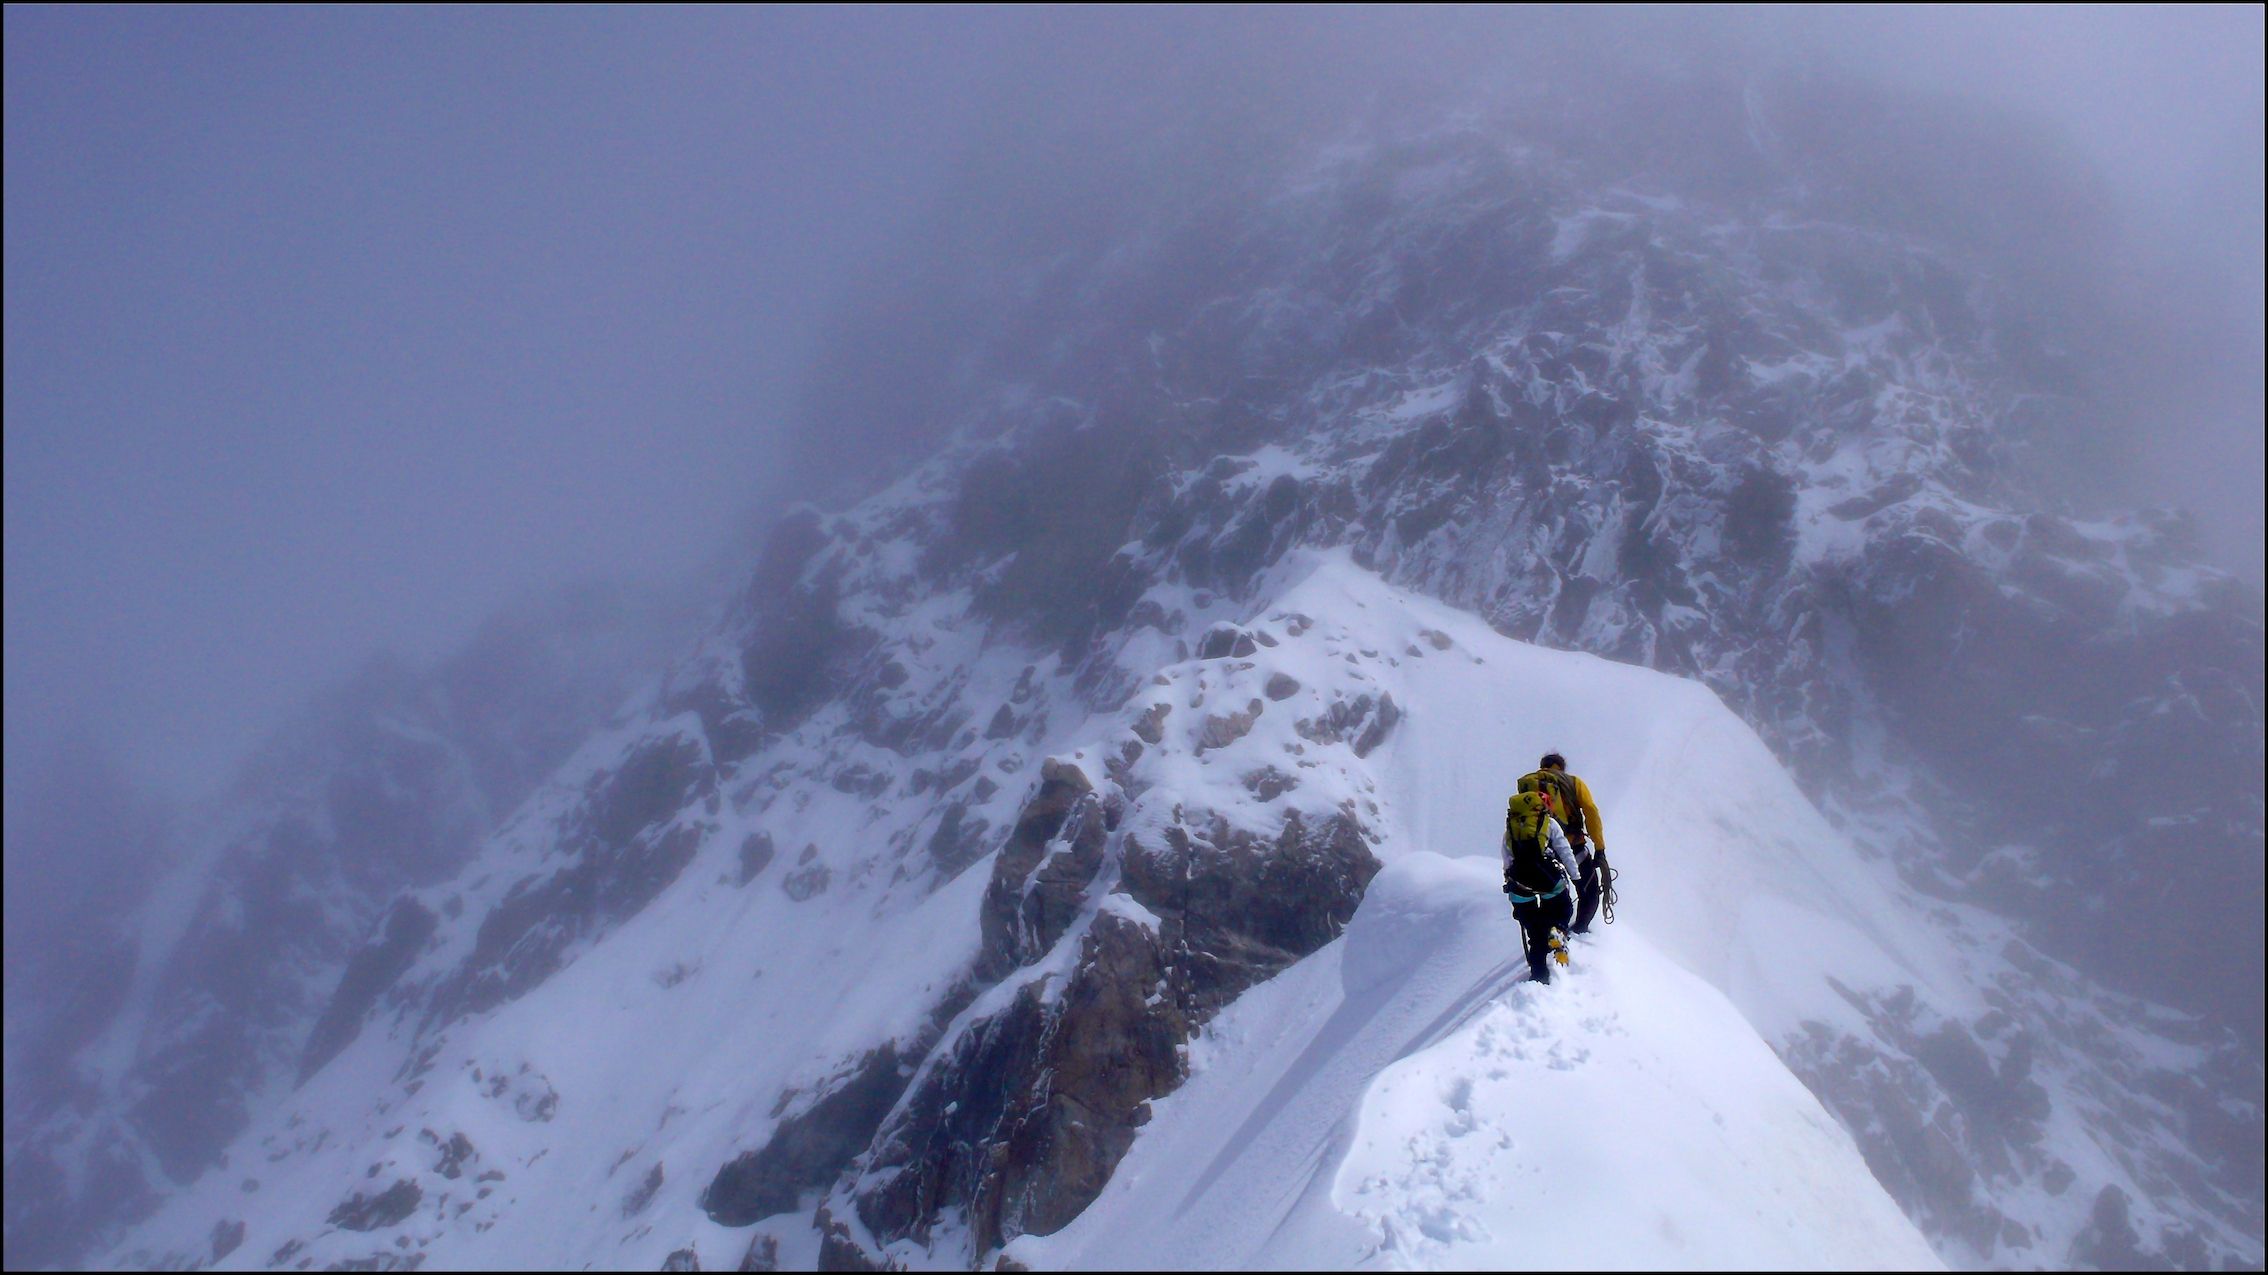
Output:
[105,553,2076,1271]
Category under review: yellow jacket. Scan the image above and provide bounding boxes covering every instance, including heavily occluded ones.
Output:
[1520,769,1605,851]
[1566,773,1604,851]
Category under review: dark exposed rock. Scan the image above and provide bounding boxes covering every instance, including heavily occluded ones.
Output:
[829,764,892,799]
[941,417,1165,647]
[429,729,713,1024]
[1131,703,1171,744]
[737,1234,779,1271]
[1263,672,1302,701]
[1241,767,1298,802]
[211,1218,245,1263]
[519,1087,557,1124]
[623,1162,665,1217]
[326,1179,421,1232]
[1353,693,1401,758]
[701,1044,913,1225]
[737,833,776,886]
[737,508,853,730]
[854,914,1182,1255]
[1103,739,1145,792]
[2068,1185,2150,1270]
[1295,692,1399,758]
[977,761,1103,982]
[854,802,1380,1256]
[323,1253,424,1272]
[1196,625,1259,659]
[431,1131,476,1180]
[480,1067,560,1123]
[1122,807,1382,1019]
[301,897,438,1083]
[781,863,832,901]
[925,801,995,878]
[662,1246,701,1271]
[984,704,1019,740]
[814,1204,889,1271]
[1197,699,1265,753]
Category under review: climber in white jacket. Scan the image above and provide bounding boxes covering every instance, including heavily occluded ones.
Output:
[1501,788,1581,984]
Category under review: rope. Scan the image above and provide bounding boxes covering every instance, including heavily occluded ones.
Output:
[1600,855,1620,925]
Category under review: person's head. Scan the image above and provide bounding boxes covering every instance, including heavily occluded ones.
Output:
[1540,752,1566,772]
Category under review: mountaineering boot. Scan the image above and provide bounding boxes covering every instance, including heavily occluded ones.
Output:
[1548,929,1570,967]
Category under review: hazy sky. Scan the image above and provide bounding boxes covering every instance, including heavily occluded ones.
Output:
[4,7,1012,800]
[5,6,2261,808]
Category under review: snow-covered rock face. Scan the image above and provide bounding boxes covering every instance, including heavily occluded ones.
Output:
[90,553,2261,1272]
[854,107,2263,1039]
[40,79,2265,1272]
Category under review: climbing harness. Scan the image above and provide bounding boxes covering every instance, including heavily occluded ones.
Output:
[1506,877,1569,906]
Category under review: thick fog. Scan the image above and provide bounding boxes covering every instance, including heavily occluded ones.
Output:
[6,6,2262,819]
[5,6,2260,885]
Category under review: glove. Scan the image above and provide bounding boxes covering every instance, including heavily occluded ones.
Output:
[1501,876,1516,895]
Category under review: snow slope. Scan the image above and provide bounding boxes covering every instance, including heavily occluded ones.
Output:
[1011,557,1945,1270]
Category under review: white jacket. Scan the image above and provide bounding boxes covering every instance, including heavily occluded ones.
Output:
[1502,814,1584,886]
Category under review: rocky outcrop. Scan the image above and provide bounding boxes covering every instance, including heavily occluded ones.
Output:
[300,897,439,1082]
[210,1218,245,1263]
[326,1180,421,1232]
[701,1045,914,1226]
[976,761,1108,982]
[853,911,1182,1254]
[849,791,1381,1258]
[428,726,716,1025]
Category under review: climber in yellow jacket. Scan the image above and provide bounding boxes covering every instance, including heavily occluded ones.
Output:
[1518,752,1614,933]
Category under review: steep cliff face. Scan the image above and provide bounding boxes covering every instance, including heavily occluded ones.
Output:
[59,78,2266,1273]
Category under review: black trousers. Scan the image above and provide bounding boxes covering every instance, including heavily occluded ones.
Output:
[1571,851,1603,933]
[1511,886,1576,984]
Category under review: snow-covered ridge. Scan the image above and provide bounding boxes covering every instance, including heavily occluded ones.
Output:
[101,557,2260,1270]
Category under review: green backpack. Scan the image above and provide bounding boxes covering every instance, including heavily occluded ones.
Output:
[1518,769,1586,847]
[1502,790,1563,895]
